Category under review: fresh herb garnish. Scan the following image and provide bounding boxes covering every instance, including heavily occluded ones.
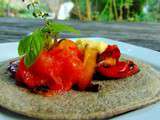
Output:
[18,29,45,67]
[19,0,80,67]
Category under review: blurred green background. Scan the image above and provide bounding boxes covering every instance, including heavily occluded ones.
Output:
[0,0,160,22]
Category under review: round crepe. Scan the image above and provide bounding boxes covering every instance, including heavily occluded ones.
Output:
[0,58,160,120]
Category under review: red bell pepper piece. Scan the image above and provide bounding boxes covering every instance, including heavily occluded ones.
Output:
[97,60,139,78]
[98,45,120,62]
[97,45,139,78]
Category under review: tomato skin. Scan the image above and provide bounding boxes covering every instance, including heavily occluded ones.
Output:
[49,48,84,91]
[30,51,53,78]
[57,40,83,60]
[16,59,48,88]
[16,40,85,91]
[49,40,84,90]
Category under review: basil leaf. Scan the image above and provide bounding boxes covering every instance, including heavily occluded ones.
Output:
[18,29,45,67]
[24,49,36,68]
[31,29,44,56]
[44,21,80,34]
[18,21,79,68]
[18,35,32,56]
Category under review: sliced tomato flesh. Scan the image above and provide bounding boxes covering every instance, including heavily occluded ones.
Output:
[16,40,85,91]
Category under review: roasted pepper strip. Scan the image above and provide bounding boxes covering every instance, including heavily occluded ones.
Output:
[98,45,120,62]
[97,45,139,78]
[97,60,139,78]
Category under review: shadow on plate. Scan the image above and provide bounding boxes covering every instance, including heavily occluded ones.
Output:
[0,106,35,120]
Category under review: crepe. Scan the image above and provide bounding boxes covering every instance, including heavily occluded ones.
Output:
[0,58,160,120]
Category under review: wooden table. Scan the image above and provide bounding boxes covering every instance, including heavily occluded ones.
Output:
[0,17,160,52]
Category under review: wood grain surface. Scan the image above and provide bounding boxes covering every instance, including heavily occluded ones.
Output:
[0,17,160,51]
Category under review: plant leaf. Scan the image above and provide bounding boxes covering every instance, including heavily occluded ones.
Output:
[18,21,80,68]
[18,35,31,56]
[44,21,80,34]
[18,29,45,67]
[24,49,36,68]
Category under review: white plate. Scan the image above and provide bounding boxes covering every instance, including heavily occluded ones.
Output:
[0,37,160,120]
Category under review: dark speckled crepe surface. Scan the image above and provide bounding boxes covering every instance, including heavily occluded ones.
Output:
[0,57,160,120]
